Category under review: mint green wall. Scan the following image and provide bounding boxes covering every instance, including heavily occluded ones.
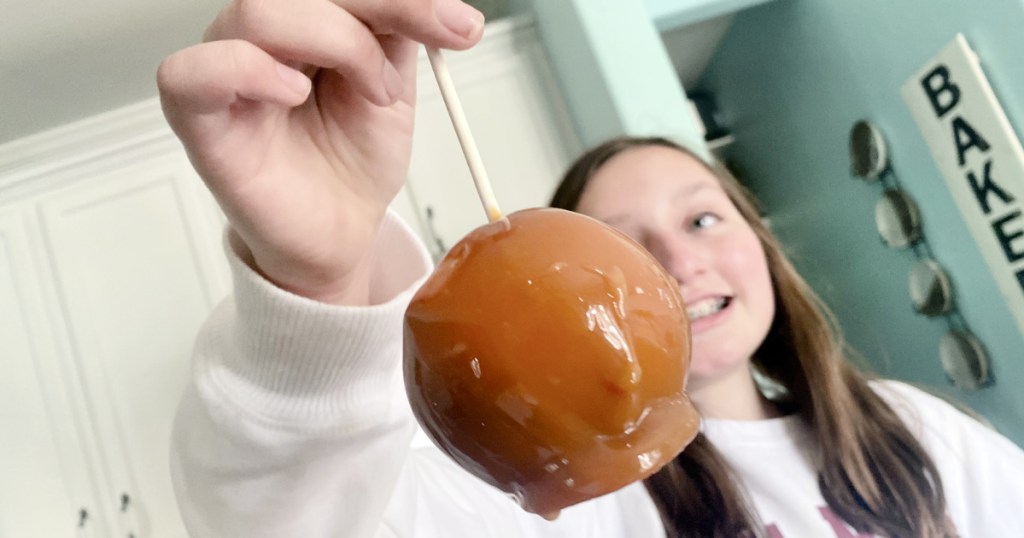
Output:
[646,0,774,30]
[506,0,530,16]
[527,0,706,153]
[700,0,1024,445]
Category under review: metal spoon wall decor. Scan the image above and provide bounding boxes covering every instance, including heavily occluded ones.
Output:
[848,120,990,390]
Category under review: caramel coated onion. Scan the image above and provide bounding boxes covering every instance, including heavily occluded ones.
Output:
[404,208,699,516]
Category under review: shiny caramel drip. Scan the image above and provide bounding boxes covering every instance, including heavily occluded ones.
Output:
[404,208,699,515]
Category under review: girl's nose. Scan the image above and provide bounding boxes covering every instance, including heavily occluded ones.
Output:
[649,233,707,286]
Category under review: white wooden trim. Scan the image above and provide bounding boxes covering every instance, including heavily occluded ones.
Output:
[0,99,178,195]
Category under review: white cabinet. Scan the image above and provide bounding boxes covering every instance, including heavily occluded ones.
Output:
[0,210,103,537]
[0,14,577,537]
[38,156,230,538]
[0,106,229,537]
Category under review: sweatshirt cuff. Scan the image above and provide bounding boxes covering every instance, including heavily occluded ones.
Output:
[203,210,433,430]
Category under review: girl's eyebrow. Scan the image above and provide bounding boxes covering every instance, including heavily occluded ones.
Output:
[599,180,717,226]
[674,181,716,201]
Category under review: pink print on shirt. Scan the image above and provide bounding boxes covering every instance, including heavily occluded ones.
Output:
[762,506,874,538]
[817,506,874,538]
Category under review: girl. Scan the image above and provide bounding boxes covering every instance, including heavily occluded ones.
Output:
[551,137,1024,537]
[160,0,1024,535]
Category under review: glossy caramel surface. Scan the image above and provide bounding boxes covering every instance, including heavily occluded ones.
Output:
[404,208,699,515]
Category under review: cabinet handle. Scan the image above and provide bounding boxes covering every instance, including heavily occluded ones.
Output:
[119,491,143,538]
[424,206,448,260]
[76,508,96,538]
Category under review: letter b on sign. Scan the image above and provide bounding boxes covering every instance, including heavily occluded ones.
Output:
[922,65,961,119]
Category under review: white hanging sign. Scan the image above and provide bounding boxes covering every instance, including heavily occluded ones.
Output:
[901,33,1024,336]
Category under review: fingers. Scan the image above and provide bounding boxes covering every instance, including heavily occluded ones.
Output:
[157,0,487,154]
[202,0,485,105]
[206,0,409,106]
[378,34,421,102]
[158,40,310,119]
[352,0,486,50]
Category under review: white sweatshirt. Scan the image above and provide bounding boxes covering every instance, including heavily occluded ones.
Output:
[704,382,1024,537]
[171,212,1024,537]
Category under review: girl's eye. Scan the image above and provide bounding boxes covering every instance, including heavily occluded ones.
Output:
[692,213,720,230]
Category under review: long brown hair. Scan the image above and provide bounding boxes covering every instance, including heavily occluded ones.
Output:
[550,137,954,537]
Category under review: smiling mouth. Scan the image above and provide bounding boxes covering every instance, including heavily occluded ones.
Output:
[686,297,731,321]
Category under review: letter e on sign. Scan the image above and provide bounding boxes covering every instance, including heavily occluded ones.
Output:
[902,34,1024,335]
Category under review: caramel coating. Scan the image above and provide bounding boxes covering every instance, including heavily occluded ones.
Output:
[404,208,699,515]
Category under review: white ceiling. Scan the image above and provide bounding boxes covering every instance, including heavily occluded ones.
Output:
[1,0,225,145]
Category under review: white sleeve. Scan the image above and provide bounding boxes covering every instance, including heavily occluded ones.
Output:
[874,381,1024,536]
[170,212,433,538]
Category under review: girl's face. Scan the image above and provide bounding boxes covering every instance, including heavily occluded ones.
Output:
[575,146,776,389]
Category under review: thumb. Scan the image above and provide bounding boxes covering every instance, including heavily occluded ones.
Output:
[431,0,487,45]
[358,0,486,51]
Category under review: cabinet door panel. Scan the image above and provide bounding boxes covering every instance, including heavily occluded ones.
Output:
[38,154,226,537]
[0,211,108,537]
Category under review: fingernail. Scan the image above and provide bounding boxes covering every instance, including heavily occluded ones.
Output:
[383,60,404,102]
[276,63,311,96]
[437,0,485,40]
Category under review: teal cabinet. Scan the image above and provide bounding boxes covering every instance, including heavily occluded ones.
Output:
[525,0,776,156]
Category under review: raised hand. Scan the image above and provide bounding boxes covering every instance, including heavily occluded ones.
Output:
[157,0,484,304]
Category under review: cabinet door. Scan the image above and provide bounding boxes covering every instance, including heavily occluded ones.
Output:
[407,18,581,258]
[0,210,110,537]
[35,152,228,537]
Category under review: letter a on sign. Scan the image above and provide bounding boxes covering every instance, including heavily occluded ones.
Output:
[902,34,1024,336]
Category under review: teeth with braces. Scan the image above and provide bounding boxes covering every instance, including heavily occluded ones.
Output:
[686,298,727,320]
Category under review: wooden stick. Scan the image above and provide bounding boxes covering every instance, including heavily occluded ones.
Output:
[425,46,504,223]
